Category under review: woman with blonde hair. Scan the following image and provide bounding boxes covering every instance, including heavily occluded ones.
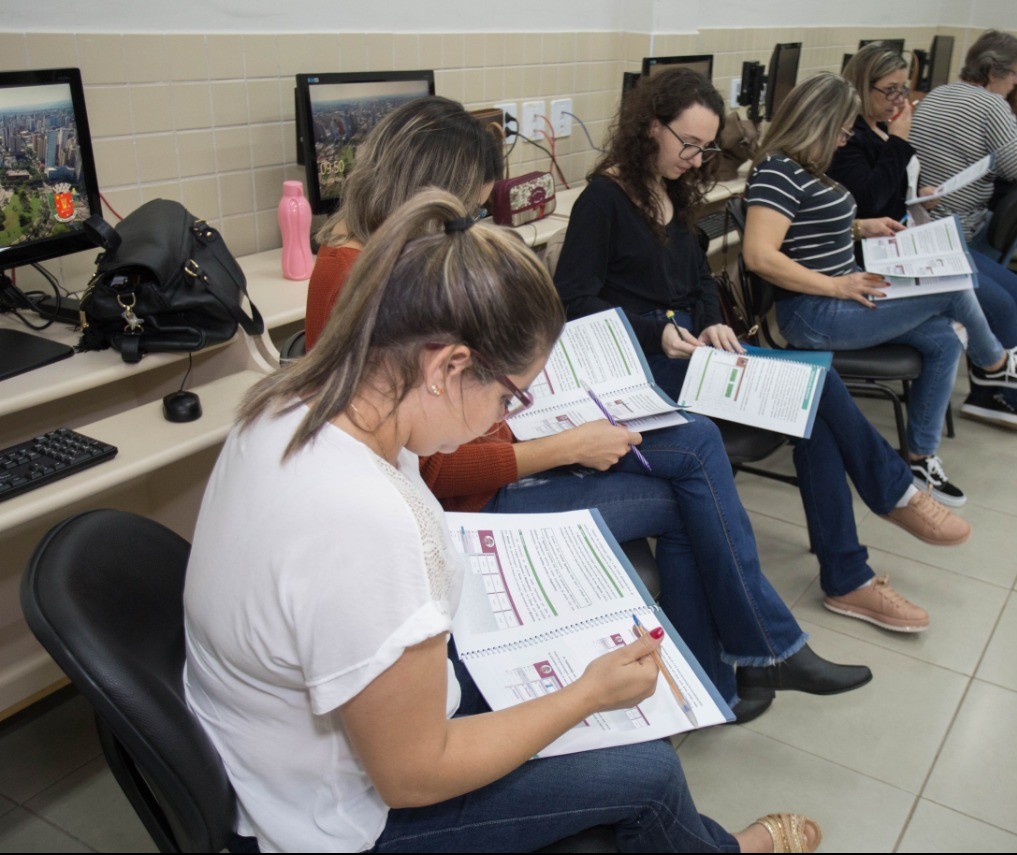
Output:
[743,71,1017,506]
[183,188,821,853]
[303,95,500,349]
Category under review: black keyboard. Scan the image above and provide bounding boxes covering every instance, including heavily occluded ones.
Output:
[0,428,117,503]
[696,210,731,240]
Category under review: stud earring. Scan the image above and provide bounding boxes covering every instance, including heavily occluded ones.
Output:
[429,384,444,396]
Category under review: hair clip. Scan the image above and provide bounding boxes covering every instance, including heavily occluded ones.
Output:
[444,215,476,234]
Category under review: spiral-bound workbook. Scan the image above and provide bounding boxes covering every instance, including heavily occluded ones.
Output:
[505,309,687,441]
[448,509,732,758]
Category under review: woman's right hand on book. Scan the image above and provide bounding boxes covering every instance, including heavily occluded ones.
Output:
[569,420,641,470]
[576,629,663,712]
[831,272,889,308]
[662,322,702,358]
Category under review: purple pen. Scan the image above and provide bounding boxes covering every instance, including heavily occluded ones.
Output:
[581,381,652,471]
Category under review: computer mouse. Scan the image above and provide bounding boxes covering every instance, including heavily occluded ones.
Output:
[162,390,202,423]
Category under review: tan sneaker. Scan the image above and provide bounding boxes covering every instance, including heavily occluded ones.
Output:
[823,576,930,633]
[882,490,971,546]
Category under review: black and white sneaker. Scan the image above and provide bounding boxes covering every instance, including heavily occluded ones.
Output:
[970,347,1017,388]
[910,455,967,507]
[960,387,1017,429]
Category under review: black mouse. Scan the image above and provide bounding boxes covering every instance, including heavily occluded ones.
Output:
[163,390,202,423]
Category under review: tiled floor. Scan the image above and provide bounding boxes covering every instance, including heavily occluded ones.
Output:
[0,379,1015,853]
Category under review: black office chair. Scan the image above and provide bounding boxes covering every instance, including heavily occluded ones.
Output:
[20,509,237,854]
[278,329,306,364]
[985,181,1017,269]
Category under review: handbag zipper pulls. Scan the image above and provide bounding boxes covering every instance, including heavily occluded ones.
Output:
[116,292,145,334]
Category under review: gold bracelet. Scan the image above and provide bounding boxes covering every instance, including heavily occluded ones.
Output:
[851,220,862,242]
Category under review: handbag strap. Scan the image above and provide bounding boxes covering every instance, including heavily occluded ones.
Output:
[187,223,265,335]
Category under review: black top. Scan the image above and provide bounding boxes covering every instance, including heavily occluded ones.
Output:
[553,174,723,356]
[827,114,915,221]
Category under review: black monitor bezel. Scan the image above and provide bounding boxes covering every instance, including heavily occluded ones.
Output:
[641,54,714,82]
[927,35,955,90]
[295,70,435,216]
[859,38,906,54]
[765,43,802,122]
[0,67,102,270]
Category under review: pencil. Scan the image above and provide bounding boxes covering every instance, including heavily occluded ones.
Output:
[580,380,652,471]
[632,614,699,726]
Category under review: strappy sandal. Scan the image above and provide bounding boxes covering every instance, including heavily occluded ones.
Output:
[753,813,822,853]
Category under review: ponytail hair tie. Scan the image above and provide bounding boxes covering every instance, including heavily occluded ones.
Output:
[444,215,476,234]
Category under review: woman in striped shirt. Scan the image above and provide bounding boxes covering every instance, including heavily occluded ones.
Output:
[743,72,1017,508]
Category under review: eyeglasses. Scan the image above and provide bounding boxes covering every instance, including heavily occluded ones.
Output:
[661,125,722,164]
[870,84,910,101]
[469,348,534,418]
[838,126,856,142]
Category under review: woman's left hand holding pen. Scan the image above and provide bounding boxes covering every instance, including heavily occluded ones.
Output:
[569,420,643,470]
[662,322,702,358]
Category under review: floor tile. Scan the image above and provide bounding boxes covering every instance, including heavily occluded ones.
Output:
[792,552,1009,676]
[677,724,915,853]
[740,513,821,609]
[744,620,968,793]
[0,808,90,852]
[0,693,102,804]
[0,796,14,819]
[923,679,1017,834]
[977,593,1017,691]
[735,466,870,530]
[25,757,157,854]
[898,798,1017,852]
[856,500,1017,589]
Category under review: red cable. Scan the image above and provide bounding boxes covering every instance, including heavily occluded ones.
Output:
[99,192,124,221]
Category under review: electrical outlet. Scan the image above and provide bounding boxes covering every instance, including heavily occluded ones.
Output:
[550,98,573,137]
[729,79,741,109]
[520,100,544,141]
[493,101,518,141]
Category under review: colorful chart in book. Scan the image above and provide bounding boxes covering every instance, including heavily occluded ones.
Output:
[862,216,977,297]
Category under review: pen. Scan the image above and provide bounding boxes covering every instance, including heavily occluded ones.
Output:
[581,380,652,471]
[632,614,699,727]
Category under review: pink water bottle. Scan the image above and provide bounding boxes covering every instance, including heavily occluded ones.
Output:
[278,180,314,280]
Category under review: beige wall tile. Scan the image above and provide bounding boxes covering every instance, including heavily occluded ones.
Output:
[503,34,528,66]
[393,34,419,70]
[220,214,259,257]
[250,124,284,169]
[522,65,541,97]
[253,166,288,211]
[124,35,171,85]
[219,172,255,218]
[0,33,27,69]
[180,177,221,219]
[167,34,209,82]
[206,35,246,79]
[247,79,282,126]
[483,67,505,101]
[308,34,342,71]
[484,33,506,67]
[172,82,213,131]
[77,35,126,85]
[435,69,465,103]
[140,181,181,205]
[93,137,138,187]
[339,33,368,72]
[365,33,394,71]
[85,86,134,137]
[129,84,175,134]
[464,33,485,68]
[177,130,217,177]
[211,81,250,126]
[25,33,78,69]
[523,32,543,66]
[442,33,465,69]
[98,187,143,222]
[214,126,253,172]
[255,209,282,251]
[418,34,443,70]
[462,68,485,104]
[135,134,179,183]
[504,66,523,97]
[242,34,280,79]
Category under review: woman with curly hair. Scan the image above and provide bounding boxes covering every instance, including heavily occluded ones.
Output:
[554,68,970,638]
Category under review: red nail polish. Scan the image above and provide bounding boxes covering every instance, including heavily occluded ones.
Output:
[650,627,665,640]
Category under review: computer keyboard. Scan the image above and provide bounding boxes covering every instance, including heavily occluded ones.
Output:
[696,210,732,241]
[0,428,117,503]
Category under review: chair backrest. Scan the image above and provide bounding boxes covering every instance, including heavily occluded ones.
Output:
[279,329,307,363]
[20,509,236,854]
[986,181,1017,265]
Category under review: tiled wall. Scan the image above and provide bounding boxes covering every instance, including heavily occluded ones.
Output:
[0,25,989,290]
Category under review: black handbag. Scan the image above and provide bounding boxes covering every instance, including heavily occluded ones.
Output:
[79,199,264,363]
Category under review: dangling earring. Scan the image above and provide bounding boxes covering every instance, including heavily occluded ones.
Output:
[429,384,444,396]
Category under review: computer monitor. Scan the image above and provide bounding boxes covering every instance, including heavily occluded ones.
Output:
[926,35,955,90]
[642,55,714,82]
[765,43,802,122]
[0,68,102,271]
[738,61,766,124]
[842,53,854,72]
[860,38,905,55]
[294,70,435,216]
[622,71,641,99]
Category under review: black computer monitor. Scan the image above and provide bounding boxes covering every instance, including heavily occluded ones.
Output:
[642,55,714,82]
[738,61,766,124]
[294,70,435,216]
[926,35,955,90]
[842,53,854,72]
[765,43,802,122]
[0,68,102,271]
[860,38,905,54]
[622,71,641,99]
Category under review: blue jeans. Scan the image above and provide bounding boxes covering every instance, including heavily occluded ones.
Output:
[775,290,1000,454]
[482,416,808,705]
[371,653,739,853]
[648,356,914,598]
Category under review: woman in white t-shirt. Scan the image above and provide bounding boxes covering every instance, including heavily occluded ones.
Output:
[183,189,820,853]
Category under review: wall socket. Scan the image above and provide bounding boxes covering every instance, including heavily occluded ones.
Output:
[520,100,545,141]
[729,79,742,109]
[493,101,518,141]
[550,98,573,137]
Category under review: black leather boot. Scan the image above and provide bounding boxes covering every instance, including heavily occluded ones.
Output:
[729,692,774,724]
[736,644,872,697]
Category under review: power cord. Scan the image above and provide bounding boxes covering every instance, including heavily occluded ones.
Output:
[563,111,607,153]
[0,268,60,331]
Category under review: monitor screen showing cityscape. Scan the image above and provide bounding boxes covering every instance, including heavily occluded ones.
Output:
[0,68,101,269]
[295,71,435,215]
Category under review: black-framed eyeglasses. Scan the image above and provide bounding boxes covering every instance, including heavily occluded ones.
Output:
[662,125,722,164]
[870,84,910,101]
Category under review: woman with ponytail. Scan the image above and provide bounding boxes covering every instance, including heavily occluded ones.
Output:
[183,189,820,853]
